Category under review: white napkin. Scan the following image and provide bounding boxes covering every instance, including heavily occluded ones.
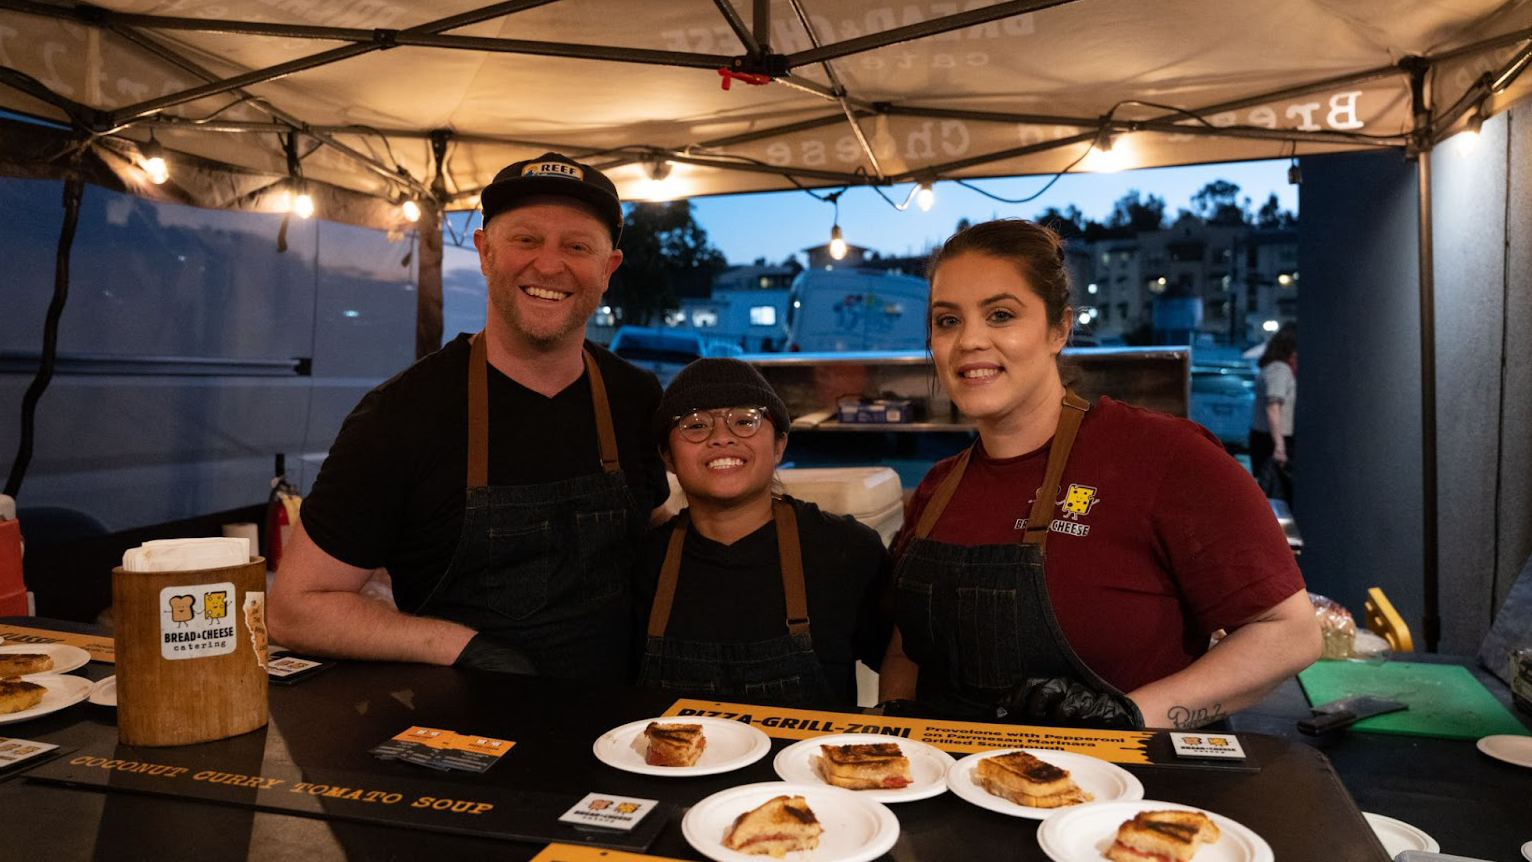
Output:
[122,537,250,572]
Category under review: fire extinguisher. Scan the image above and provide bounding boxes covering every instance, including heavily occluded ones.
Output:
[265,455,302,572]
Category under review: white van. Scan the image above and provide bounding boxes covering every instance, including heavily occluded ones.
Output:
[784,269,929,353]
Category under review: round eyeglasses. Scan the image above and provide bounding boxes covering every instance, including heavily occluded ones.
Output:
[671,406,771,443]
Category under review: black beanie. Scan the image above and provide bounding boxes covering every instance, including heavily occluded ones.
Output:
[654,358,790,446]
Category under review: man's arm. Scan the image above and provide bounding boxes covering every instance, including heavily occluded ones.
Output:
[877,628,919,701]
[268,516,475,665]
[1126,588,1320,729]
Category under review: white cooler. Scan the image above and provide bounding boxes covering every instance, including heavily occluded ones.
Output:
[661,467,905,547]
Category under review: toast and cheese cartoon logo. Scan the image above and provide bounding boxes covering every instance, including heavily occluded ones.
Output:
[159,582,238,660]
[1057,484,1100,519]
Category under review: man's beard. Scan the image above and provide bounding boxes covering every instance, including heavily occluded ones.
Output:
[489,282,593,349]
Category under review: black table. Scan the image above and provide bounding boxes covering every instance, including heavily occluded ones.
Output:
[2,620,1523,861]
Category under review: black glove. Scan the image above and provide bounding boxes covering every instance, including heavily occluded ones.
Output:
[453,633,538,675]
[872,699,934,719]
[995,677,1142,729]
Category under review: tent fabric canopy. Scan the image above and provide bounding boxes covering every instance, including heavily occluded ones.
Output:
[1,0,1528,228]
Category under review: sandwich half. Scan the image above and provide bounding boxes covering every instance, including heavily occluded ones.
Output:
[643,722,706,767]
[1104,809,1222,862]
[0,653,53,676]
[722,794,823,858]
[0,677,45,715]
[818,742,913,789]
[974,750,1093,808]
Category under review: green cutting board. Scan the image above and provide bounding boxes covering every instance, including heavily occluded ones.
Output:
[1298,660,1530,739]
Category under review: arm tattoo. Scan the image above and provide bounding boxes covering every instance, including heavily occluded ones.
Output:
[1166,703,1228,729]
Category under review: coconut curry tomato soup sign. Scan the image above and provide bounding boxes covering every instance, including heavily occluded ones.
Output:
[0,623,115,662]
[26,750,672,850]
[662,699,1153,764]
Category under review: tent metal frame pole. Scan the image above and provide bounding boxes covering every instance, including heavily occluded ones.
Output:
[1406,57,1441,653]
[712,0,762,57]
[108,27,432,197]
[788,0,1082,66]
[785,0,884,179]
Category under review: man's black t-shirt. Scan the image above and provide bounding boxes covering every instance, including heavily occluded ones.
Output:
[302,333,667,612]
[634,496,893,706]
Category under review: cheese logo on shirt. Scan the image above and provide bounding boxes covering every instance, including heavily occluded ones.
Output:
[1057,484,1100,519]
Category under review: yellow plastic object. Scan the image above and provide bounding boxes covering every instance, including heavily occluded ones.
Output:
[1364,587,1414,652]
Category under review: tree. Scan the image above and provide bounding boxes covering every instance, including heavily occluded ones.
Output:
[1034,205,1087,240]
[611,200,727,326]
[1106,190,1166,232]
[1191,179,1250,226]
[1256,193,1298,229]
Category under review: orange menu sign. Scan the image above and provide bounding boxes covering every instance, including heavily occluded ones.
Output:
[662,698,1152,764]
[0,624,114,663]
[529,844,688,862]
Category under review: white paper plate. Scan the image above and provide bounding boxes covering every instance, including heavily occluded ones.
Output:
[0,674,93,726]
[1521,839,1532,861]
[1476,733,1532,768]
[682,781,899,862]
[0,643,90,676]
[593,716,771,777]
[1038,799,1273,862]
[773,733,954,803]
[945,748,1143,820]
[88,675,117,707]
[1362,812,1439,855]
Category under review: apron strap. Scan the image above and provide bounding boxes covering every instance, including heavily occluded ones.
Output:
[773,498,811,636]
[465,333,622,488]
[583,349,621,474]
[647,510,691,638]
[911,445,974,540]
[647,500,811,638]
[467,332,490,488]
[1020,390,1091,553]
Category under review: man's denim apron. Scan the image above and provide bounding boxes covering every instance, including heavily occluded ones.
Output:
[417,332,641,679]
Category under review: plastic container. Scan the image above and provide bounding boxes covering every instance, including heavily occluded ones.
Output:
[778,466,904,546]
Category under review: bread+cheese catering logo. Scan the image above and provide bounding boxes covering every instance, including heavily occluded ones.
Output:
[159,582,238,659]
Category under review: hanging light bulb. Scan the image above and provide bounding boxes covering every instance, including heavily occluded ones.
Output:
[639,157,675,201]
[915,181,935,212]
[1454,104,1485,156]
[828,224,848,261]
[1084,130,1126,173]
[292,182,314,219]
[401,198,422,222]
[142,133,169,185]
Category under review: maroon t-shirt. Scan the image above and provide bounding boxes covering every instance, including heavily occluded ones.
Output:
[893,396,1304,694]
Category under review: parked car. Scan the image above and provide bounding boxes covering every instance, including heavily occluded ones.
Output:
[785,269,929,352]
[608,326,743,387]
[1189,364,1256,450]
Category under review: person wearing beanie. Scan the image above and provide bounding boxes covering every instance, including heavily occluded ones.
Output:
[633,358,893,708]
[271,153,668,678]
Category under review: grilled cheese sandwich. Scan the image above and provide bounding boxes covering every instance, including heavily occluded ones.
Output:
[974,750,1093,808]
[722,794,822,858]
[818,742,913,790]
[643,722,706,767]
[1104,809,1221,862]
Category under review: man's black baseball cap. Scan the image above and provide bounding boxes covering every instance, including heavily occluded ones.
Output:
[480,152,623,243]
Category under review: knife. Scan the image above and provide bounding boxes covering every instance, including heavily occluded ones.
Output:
[1298,694,1408,735]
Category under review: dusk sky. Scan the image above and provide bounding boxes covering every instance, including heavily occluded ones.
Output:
[688,158,1299,265]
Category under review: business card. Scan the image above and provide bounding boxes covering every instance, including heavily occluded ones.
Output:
[266,655,332,683]
[0,737,60,770]
[370,726,456,768]
[1169,731,1247,760]
[434,731,516,773]
[558,793,660,832]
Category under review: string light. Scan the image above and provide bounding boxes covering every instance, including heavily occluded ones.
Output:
[292,184,314,219]
[829,224,847,261]
[915,181,935,211]
[142,133,169,185]
[1083,129,1127,173]
[401,198,422,222]
[638,157,676,201]
[1455,103,1485,156]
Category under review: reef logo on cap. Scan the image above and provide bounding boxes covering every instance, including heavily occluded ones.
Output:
[521,159,585,181]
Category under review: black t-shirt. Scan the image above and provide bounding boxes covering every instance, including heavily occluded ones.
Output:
[302,333,667,611]
[634,496,893,706]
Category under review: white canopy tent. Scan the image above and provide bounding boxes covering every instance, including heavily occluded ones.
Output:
[2,0,1530,652]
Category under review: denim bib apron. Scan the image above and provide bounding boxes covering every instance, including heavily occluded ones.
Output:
[893,391,1134,721]
[416,332,641,679]
[638,498,837,707]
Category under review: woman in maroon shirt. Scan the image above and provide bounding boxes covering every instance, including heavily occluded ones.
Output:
[877,219,1320,729]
